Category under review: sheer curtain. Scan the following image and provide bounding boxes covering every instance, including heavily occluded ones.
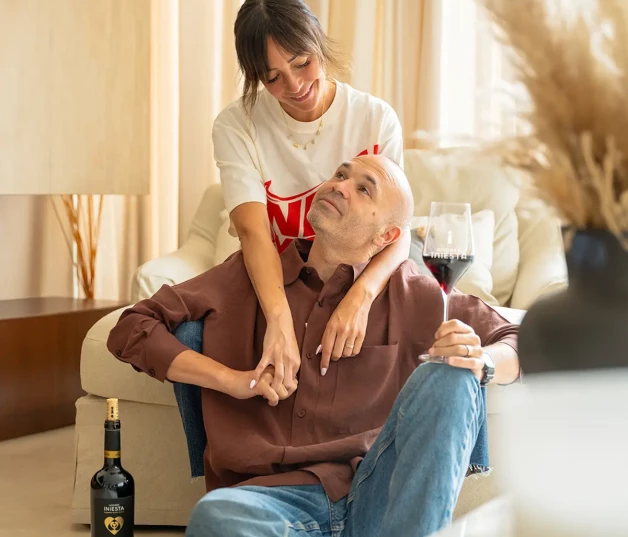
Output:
[94,0,242,300]
[438,0,517,145]
[307,0,443,149]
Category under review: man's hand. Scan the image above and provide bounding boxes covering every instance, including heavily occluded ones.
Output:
[252,312,301,396]
[226,366,293,406]
[428,320,484,381]
[319,286,372,375]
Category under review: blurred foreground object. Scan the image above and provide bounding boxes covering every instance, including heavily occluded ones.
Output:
[497,370,628,537]
[482,0,628,372]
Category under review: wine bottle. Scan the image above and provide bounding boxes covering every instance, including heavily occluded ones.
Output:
[90,398,135,537]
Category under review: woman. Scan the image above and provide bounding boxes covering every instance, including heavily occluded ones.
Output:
[175,0,409,425]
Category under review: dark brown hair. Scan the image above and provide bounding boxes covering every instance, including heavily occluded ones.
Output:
[234,0,348,110]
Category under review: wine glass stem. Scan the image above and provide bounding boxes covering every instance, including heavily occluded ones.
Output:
[442,289,449,324]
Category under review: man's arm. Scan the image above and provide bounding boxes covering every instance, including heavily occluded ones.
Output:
[107,277,217,382]
[166,349,234,390]
[434,288,520,385]
[107,256,247,382]
[480,342,519,385]
[166,349,284,404]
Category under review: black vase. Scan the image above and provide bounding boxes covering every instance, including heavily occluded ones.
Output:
[519,229,628,374]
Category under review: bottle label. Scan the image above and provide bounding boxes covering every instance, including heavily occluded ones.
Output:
[93,497,134,536]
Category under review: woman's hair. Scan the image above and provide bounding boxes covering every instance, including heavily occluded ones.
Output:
[234,0,348,110]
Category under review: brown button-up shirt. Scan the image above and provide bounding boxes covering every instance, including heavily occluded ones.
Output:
[107,240,518,501]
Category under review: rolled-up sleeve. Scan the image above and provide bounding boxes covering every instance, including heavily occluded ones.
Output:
[106,264,230,382]
[449,292,519,351]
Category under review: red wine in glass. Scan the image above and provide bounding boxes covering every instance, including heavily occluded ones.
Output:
[423,254,475,294]
[419,202,475,363]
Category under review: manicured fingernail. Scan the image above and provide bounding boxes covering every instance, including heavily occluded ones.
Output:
[250,380,257,389]
[316,344,322,354]
[321,368,327,376]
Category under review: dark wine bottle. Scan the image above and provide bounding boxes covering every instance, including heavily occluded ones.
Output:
[90,398,135,537]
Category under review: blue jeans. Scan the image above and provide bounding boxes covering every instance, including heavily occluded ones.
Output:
[185,362,485,537]
[172,320,490,479]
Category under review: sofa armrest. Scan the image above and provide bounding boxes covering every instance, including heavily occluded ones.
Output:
[131,235,216,302]
[511,206,568,310]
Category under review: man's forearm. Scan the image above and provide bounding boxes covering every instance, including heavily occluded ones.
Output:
[484,342,520,385]
[166,349,233,393]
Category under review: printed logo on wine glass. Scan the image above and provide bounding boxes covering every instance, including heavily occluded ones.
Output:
[104,516,124,535]
[431,249,470,260]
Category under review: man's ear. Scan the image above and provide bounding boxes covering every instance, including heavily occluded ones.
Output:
[373,225,403,249]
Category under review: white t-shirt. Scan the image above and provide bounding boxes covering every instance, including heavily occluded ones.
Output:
[212,81,403,253]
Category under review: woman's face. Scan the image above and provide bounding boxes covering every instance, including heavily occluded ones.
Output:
[263,38,326,122]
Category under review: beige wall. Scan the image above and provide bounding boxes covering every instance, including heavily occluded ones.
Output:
[0,0,151,301]
[0,197,73,300]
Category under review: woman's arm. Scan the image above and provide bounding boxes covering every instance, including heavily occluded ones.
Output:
[355,227,411,302]
[230,202,301,395]
[319,227,411,369]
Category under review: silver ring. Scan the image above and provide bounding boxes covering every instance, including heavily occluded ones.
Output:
[345,343,355,349]
[464,344,471,357]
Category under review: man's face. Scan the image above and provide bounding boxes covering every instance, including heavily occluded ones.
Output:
[308,157,395,249]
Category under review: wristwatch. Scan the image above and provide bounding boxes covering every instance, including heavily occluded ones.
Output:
[480,351,495,386]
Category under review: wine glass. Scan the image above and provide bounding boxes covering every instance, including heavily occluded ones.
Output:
[418,202,475,363]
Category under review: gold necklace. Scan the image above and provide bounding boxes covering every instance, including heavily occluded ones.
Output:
[280,81,328,150]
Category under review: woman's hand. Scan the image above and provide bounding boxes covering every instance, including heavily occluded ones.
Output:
[227,366,289,406]
[319,286,373,375]
[428,320,484,381]
[253,312,301,396]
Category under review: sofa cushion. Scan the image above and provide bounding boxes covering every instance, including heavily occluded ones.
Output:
[214,210,242,265]
[80,308,177,407]
[404,148,521,306]
[187,183,226,246]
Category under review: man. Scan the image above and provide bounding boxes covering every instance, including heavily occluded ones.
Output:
[108,155,519,537]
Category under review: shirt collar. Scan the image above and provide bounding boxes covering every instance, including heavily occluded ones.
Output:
[281,240,309,285]
[281,239,370,285]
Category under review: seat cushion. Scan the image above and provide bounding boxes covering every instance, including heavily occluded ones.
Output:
[80,307,177,406]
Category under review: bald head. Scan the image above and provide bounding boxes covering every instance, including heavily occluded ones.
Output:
[350,154,414,230]
[307,154,414,260]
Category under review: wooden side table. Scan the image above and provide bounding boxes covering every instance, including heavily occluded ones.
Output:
[0,297,125,441]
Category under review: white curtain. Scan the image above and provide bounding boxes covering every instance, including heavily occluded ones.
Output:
[307,0,442,149]
[438,0,517,145]
[94,0,243,300]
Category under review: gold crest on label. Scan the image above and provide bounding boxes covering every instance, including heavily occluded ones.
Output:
[104,516,124,535]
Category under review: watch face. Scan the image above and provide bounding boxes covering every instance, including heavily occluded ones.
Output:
[483,352,495,368]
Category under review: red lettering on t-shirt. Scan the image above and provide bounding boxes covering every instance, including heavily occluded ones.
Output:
[265,181,320,253]
[264,145,381,253]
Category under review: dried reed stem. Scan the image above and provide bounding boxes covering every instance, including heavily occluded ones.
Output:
[51,194,104,299]
[482,0,628,248]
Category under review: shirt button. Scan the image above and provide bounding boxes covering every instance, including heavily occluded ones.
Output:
[148,368,156,377]
[307,352,313,360]
[297,409,306,418]
[318,300,324,307]
[115,350,122,357]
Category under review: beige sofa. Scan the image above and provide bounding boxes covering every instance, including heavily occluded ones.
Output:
[72,148,568,526]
